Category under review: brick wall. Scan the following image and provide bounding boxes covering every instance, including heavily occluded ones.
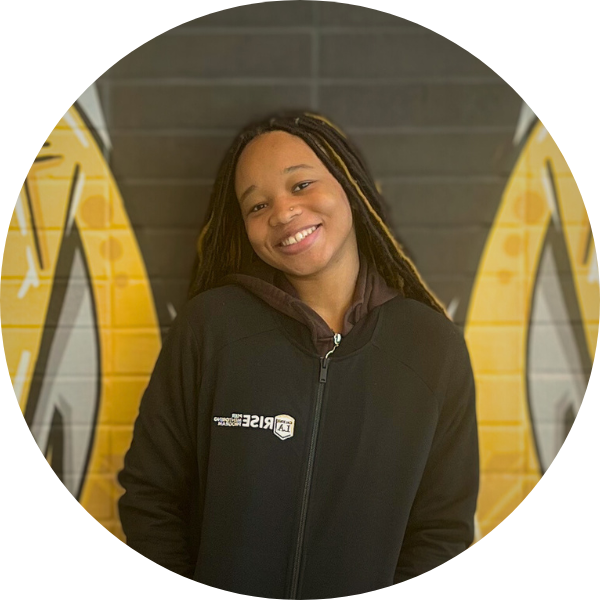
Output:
[3,1,596,545]
[96,1,523,329]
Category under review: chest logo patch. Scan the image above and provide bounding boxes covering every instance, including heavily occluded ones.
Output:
[213,413,295,440]
[273,414,295,440]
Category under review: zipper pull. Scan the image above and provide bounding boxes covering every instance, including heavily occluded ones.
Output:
[319,333,342,383]
[319,357,329,383]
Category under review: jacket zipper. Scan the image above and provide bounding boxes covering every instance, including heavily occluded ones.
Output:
[290,333,342,599]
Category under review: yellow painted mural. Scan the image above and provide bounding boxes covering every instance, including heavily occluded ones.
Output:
[466,121,598,537]
[1,105,161,539]
[0,104,597,549]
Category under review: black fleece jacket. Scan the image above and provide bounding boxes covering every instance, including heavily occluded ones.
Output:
[118,284,479,599]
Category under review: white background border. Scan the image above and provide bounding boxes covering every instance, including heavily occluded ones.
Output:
[1,1,598,598]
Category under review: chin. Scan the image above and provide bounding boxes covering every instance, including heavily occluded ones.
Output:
[256,243,336,278]
[276,259,330,279]
[280,266,319,278]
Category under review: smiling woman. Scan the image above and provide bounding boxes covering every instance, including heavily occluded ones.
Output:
[117,111,479,599]
[235,130,359,332]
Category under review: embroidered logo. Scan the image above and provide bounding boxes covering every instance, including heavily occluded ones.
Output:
[213,413,296,440]
[273,414,295,440]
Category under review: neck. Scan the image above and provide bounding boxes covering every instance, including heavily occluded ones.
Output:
[284,250,361,334]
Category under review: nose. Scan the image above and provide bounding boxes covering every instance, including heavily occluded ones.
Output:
[267,194,300,227]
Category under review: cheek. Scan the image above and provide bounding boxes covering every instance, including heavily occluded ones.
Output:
[337,203,356,244]
[244,220,267,251]
[243,221,257,245]
[327,182,352,221]
[332,195,354,232]
[343,200,354,225]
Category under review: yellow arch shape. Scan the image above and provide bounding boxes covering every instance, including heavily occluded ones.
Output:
[1,106,161,539]
[465,121,598,538]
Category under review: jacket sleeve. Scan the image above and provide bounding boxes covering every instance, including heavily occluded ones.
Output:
[117,311,201,578]
[394,330,479,583]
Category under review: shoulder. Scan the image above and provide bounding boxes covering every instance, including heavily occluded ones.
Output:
[183,284,258,318]
[378,296,464,349]
[374,297,471,391]
[178,284,281,347]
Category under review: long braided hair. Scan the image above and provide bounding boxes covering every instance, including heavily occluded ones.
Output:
[189,111,447,317]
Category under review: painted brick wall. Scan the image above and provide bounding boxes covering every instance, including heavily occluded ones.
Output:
[96,1,523,330]
[3,1,596,547]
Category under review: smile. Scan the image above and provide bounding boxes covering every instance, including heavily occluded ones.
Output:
[280,225,320,247]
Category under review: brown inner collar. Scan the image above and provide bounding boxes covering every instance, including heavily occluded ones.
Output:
[218,252,400,356]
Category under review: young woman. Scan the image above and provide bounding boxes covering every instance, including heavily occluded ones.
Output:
[118,112,479,599]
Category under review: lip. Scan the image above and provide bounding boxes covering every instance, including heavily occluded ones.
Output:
[275,224,322,255]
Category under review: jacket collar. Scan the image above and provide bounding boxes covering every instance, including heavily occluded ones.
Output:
[218,252,400,356]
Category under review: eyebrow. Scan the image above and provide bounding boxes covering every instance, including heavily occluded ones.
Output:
[239,185,256,206]
[283,163,314,174]
[239,164,315,206]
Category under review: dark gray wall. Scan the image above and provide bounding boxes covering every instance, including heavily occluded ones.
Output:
[95,1,523,330]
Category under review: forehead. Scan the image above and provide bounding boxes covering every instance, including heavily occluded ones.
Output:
[235,131,321,185]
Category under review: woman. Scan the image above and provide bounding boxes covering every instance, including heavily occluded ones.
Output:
[118,112,479,599]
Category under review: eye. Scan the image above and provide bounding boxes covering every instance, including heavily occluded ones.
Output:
[292,181,313,193]
[249,202,267,214]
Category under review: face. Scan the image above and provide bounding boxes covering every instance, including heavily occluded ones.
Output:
[234,131,358,280]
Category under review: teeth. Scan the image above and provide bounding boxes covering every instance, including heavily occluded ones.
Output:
[281,226,318,247]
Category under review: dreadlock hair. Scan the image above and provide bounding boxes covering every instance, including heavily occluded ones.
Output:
[189,110,448,317]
